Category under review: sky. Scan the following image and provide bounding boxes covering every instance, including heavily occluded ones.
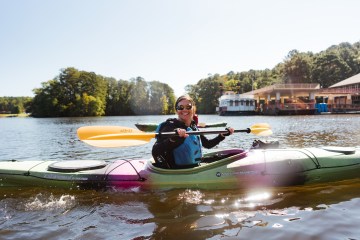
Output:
[0,0,359,98]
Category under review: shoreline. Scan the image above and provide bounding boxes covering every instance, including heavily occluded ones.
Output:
[0,113,29,118]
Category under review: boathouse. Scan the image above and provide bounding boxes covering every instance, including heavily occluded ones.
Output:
[248,83,319,115]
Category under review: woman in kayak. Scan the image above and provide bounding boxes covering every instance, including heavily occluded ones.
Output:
[152,95,234,169]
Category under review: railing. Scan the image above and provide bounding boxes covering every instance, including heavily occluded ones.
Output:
[317,88,359,94]
[261,103,360,113]
[262,103,316,111]
[250,83,320,94]
[221,106,256,111]
[219,94,254,100]
[273,83,320,89]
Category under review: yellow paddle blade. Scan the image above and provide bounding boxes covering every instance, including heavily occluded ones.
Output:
[249,123,273,136]
[88,132,157,141]
[77,126,154,147]
[77,126,142,139]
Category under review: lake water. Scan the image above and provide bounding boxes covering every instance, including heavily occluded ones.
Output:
[1,114,360,239]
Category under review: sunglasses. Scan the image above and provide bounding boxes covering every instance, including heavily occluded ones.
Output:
[176,104,193,111]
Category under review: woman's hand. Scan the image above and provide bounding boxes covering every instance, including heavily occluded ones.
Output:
[176,128,189,138]
[221,127,234,137]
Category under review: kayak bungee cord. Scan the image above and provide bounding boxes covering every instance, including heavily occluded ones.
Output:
[25,160,51,176]
[104,159,146,182]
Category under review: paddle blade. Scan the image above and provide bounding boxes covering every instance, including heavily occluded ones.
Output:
[249,123,273,136]
[78,126,143,139]
[197,122,207,128]
[77,126,154,148]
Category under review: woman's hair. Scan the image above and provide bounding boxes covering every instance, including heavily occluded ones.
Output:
[175,94,195,108]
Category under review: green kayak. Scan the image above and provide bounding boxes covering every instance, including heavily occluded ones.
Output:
[0,146,359,190]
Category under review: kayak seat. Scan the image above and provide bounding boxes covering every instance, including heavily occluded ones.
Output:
[321,147,356,155]
[48,160,108,173]
[152,162,199,169]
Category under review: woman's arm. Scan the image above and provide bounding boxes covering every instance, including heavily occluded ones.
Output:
[151,123,186,168]
[200,134,225,149]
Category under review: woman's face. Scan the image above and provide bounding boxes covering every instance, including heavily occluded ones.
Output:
[176,99,194,123]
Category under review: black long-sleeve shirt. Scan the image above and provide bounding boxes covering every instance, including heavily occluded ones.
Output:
[152,118,225,169]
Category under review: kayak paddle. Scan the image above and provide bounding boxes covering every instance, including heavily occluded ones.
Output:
[77,123,272,148]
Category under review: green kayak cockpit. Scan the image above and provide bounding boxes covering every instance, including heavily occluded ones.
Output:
[148,149,246,174]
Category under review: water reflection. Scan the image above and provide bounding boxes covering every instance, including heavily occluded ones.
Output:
[257,115,360,148]
[0,178,360,239]
[283,131,340,148]
[178,180,360,238]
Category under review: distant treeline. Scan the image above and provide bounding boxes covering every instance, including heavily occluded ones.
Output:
[29,67,176,117]
[2,41,359,117]
[0,97,32,114]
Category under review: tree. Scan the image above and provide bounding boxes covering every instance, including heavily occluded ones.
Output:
[148,81,176,115]
[256,69,279,89]
[336,42,360,76]
[31,80,61,117]
[224,79,240,93]
[282,50,314,83]
[162,84,176,114]
[105,77,120,116]
[129,77,149,115]
[312,52,352,88]
[190,75,223,114]
[0,97,30,114]
[31,67,108,117]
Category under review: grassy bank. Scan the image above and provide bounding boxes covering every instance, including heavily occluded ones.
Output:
[0,113,29,118]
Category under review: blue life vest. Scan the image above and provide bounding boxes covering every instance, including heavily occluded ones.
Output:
[156,123,202,166]
[173,126,202,166]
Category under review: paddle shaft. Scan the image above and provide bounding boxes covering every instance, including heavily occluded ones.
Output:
[156,128,250,137]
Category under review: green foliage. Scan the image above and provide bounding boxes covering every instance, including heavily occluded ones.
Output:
[149,80,175,115]
[312,52,352,88]
[29,67,176,117]
[187,74,224,114]
[129,77,149,115]
[3,41,359,117]
[224,79,240,93]
[31,67,108,117]
[0,96,31,114]
[106,78,132,116]
[282,50,314,83]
